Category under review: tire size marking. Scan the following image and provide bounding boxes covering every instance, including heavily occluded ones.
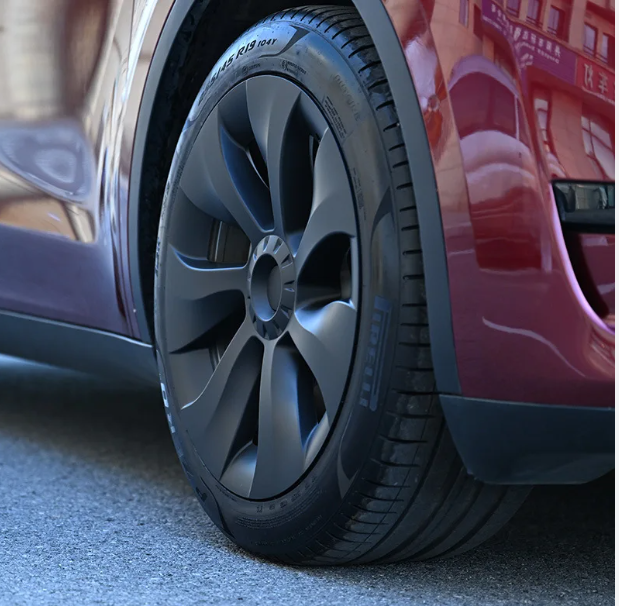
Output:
[209,38,278,85]
[360,296,392,412]
[212,55,235,83]
[236,40,257,58]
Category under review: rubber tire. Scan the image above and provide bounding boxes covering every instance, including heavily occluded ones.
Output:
[155,5,529,565]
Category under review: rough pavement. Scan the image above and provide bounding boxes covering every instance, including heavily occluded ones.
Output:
[0,356,614,606]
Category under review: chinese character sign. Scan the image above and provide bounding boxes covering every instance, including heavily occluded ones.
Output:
[482,0,577,85]
[577,59,615,105]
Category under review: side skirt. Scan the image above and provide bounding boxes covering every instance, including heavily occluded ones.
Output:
[0,310,158,386]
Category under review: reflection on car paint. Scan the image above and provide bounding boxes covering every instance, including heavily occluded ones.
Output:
[384,0,614,407]
[0,121,95,208]
[0,0,171,336]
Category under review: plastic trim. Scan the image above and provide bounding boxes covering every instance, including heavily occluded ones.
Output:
[441,394,615,485]
[0,310,158,385]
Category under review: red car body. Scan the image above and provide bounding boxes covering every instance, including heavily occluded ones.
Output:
[0,0,614,484]
[388,0,614,408]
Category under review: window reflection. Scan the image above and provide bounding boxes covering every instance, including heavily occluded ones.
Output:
[526,0,542,24]
[506,0,521,17]
[582,111,615,179]
[459,0,469,26]
[532,88,569,177]
[601,34,615,67]
[548,6,567,39]
[584,24,598,57]
[451,72,518,138]
[534,90,551,148]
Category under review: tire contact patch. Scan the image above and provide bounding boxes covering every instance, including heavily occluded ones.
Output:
[360,296,392,412]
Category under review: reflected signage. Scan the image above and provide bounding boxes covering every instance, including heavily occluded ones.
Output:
[576,58,615,105]
[482,0,577,84]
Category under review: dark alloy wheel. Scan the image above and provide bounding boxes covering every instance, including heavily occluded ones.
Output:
[161,74,359,500]
[155,6,528,565]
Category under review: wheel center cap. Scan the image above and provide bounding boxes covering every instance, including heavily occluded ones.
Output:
[248,236,296,339]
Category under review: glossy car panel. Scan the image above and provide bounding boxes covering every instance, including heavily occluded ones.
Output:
[567,232,615,323]
[384,0,614,406]
[0,0,179,337]
[0,0,133,334]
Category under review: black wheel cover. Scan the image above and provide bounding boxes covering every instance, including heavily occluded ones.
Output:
[159,75,360,500]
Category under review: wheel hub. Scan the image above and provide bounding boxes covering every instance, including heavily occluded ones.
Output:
[247,235,296,340]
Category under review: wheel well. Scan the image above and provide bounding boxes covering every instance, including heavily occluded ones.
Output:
[137,0,352,342]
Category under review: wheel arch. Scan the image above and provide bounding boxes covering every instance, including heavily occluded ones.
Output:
[128,0,460,395]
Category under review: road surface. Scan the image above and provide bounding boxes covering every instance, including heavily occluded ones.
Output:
[0,356,613,605]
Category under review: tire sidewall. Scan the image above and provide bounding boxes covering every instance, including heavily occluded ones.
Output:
[155,19,403,555]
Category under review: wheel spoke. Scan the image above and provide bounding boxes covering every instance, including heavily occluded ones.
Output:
[166,188,215,258]
[288,301,357,422]
[250,341,307,499]
[167,247,248,301]
[219,444,257,498]
[164,246,248,353]
[180,105,269,244]
[180,319,261,478]
[246,76,304,237]
[164,295,242,354]
[294,130,356,270]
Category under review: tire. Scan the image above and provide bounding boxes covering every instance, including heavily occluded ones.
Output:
[154,5,529,565]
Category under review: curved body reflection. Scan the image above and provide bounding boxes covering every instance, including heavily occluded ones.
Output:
[385,0,614,406]
[0,0,171,335]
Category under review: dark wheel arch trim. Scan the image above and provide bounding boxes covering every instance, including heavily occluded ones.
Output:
[129,0,461,395]
[128,0,196,345]
[441,395,615,484]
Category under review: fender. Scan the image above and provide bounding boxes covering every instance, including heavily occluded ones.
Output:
[391,0,614,407]
[127,0,461,395]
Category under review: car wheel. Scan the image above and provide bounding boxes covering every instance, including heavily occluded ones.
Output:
[154,5,528,564]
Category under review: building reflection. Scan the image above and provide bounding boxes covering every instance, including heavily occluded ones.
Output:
[0,0,110,242]
[472,0,613,180]
[449,55,543,269]
[411,0,615,183]
[417,0,615,269]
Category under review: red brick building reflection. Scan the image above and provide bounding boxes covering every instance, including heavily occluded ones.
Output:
[434,0,615,181]
[493,0,613,179]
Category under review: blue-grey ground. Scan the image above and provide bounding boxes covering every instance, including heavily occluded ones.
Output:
[0,356,613,606]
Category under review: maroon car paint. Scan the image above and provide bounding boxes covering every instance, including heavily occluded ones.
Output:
[0,0,614,408]
[567,232,615,323]
[384,0,614,407]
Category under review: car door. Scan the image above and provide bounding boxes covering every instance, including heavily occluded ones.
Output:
[0,0,137,336]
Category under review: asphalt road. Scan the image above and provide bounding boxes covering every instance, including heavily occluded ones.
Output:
[0,356,614,606]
